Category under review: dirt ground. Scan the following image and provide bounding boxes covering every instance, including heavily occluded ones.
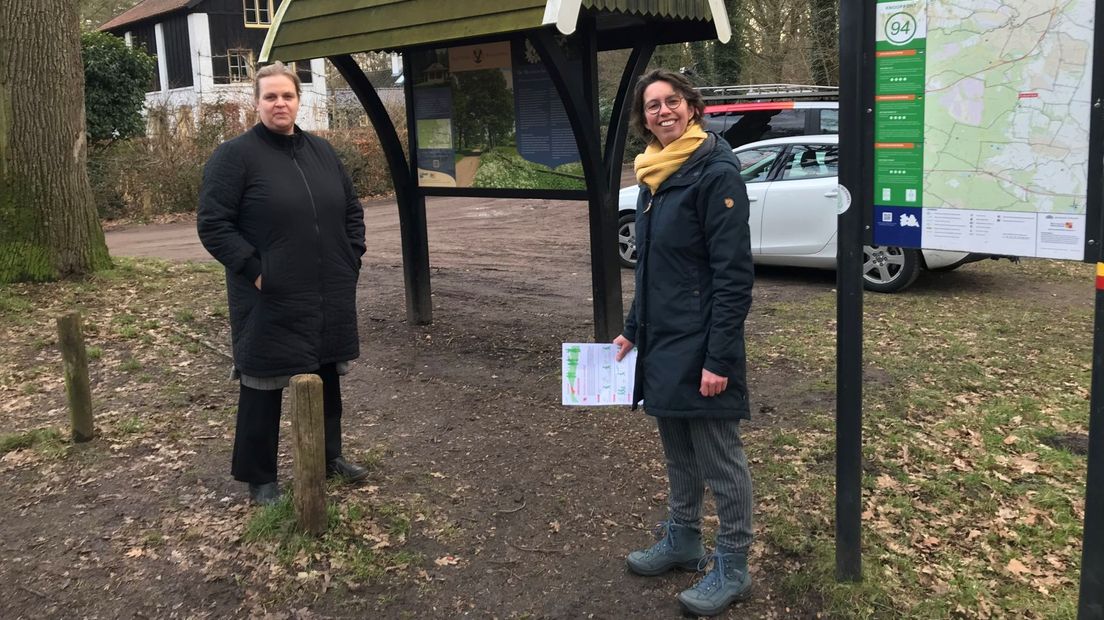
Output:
[5,193,1056,619]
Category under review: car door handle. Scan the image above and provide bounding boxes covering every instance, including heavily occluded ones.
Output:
[748,196,758,202]
[824,191,839,198]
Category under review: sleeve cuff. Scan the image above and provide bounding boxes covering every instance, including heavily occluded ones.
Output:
[704,357,730,377]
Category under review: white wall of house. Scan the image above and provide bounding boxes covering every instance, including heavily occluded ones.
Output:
[127,13,329,133]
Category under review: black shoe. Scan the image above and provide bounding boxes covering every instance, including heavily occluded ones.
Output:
[326,457,370,483]
[248,482,281,505]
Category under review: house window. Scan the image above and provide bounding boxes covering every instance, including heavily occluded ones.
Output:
[292,61,313,84]
[243,0,274,27]
[225,49,254,82]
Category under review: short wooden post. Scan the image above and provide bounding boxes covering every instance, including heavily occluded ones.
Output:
[289,373,327,535]
[56,311,94,443]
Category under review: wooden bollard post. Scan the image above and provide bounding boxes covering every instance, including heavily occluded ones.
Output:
[56,311,94,443]
[289,374,327,535]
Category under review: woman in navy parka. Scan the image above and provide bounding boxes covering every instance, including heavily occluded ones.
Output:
[614,69,755,616]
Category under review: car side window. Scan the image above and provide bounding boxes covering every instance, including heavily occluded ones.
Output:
[735,146,784,183]
[820,109,839,134]
[779,145,839,180]
[761,110,806,140]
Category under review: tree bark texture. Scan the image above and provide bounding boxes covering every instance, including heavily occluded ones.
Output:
[0,1,111,282]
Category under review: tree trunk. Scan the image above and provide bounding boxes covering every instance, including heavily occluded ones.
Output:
[0,1,112,283]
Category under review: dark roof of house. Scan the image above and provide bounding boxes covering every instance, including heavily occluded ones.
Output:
[100,0,201,32]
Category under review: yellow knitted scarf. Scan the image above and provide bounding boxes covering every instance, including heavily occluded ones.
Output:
[634,122,707,196]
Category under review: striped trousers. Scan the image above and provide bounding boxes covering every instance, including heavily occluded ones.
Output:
[656,417,754,553]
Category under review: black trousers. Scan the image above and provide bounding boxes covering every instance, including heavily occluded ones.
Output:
[231,363,343,484]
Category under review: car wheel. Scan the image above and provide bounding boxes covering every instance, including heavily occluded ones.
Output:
[862,245,920,293]
[618,213,637,269]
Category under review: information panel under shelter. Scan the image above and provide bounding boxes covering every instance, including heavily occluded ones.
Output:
[871,0,1095,260]
[408,39,585,191]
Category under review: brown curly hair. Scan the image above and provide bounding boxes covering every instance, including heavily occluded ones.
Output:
[628,69,706,144]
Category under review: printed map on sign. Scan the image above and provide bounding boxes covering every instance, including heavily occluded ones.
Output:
[924,0,1093,259]
[872,0,1094,260]
[561,343,636,406]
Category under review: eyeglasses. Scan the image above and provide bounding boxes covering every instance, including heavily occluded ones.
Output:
[645,95,684,116]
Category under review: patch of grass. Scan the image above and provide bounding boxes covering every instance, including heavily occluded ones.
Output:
[0,289,33,314]
[244,493,421,586]
[86,346,104,360]
[116,415,146,435]
[0,428,67,458]
[174,309,196,323]
[746,273,1089,616]
[355,446,388,472]
[113,313,138,326]
[119,357,142,372]
[375,502,412,539]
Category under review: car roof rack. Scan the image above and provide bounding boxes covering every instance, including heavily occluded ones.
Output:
[697,84,839,102]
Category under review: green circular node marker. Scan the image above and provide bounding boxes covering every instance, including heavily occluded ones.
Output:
[885,12,917,46]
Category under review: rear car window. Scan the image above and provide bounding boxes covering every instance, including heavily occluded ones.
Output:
[708,109,808,148]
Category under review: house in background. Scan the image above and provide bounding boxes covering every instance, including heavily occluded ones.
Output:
[101,0,328,131]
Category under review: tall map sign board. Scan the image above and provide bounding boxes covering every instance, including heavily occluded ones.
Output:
[872,0,1096,260]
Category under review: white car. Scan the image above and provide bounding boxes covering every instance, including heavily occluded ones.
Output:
[617,134,1000,293]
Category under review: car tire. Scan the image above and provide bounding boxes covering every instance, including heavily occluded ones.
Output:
[618,213,638,269]
[862,245,920,293]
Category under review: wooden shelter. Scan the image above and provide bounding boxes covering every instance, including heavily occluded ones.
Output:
[260,0,732,341]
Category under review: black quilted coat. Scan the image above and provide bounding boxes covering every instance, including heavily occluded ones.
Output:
[623,134,753,419]
[198,123,365,377]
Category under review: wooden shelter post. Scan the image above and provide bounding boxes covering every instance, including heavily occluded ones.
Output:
[530,27,623,342]
[329,54,432,326]
[603,37,656,201]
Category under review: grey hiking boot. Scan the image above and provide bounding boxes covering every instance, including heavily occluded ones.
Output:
[626,520,706,576]
[676,550,752,616]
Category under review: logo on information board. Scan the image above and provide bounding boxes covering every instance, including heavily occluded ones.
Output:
[724,197,735,209]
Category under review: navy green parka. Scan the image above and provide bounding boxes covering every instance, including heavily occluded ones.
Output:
[198,123,365,378]
[624,133,753,419]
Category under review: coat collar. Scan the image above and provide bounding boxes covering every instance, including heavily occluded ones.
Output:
[253,122,304,152]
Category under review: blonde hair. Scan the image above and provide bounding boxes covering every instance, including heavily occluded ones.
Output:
[253,61,302,100]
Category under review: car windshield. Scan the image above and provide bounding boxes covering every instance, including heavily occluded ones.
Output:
[735,147,782,183]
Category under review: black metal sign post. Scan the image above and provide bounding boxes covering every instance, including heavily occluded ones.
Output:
[1081,278,1104,618]
[834,0,871,582]
[1078,4,1104,616]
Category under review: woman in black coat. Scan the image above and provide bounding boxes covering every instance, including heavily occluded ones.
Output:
[613,69,755,616]
[198,62,369,505]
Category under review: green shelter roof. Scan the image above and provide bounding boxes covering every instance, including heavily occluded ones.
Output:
[260,0,730,61]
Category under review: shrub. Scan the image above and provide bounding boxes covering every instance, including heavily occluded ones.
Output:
[89,101,404,220]
[318,127,403,198]
[82,31,156,142]
[89,101,249,219]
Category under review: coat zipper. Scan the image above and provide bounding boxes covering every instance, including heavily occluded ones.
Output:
[292,152,325,362]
